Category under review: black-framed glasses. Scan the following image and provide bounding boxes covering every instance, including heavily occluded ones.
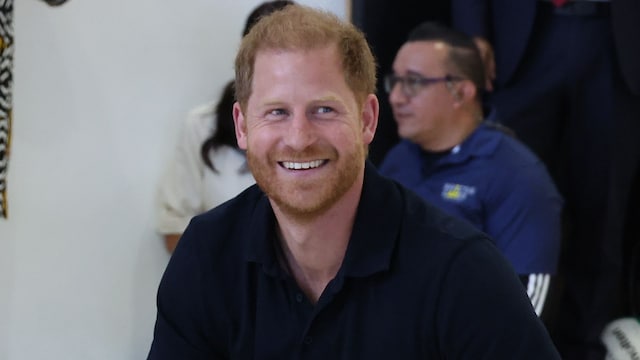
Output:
[384,73,463,97]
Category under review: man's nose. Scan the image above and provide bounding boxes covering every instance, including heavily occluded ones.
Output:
[284,112,317,150]
[389,81,408,106]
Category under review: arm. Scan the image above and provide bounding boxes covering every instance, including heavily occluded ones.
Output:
[484,162,563,322]
[520,273,564,329]
[522,273,551,316]
[156,106,213,253]
[148,218,224,359]
[164,234,181,253]
[485,162,563,277]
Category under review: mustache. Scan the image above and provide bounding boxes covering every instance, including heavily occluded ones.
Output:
[269,144,337,161]
[247,143,338,161]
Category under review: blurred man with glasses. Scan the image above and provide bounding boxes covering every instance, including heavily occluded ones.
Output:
[380,22,564,326]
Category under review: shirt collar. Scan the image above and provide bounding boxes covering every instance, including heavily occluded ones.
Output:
[341,161,402,277]
[413,122,503,168]
[244,161,402,279]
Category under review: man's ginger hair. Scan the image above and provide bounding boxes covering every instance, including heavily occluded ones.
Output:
[234,4,377,111]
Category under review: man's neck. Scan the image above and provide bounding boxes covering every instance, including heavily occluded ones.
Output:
[272,173,364,304]
[419,109,482,152]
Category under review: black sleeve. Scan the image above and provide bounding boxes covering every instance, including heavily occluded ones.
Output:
[147,217,224,360]
[519,273,561,327]
[520,273,550,316]
[437,240,561,359]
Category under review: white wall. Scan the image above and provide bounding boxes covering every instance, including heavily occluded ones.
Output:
[0,1,347,359]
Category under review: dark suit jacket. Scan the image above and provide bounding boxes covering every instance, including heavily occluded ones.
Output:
[452,0,640,94]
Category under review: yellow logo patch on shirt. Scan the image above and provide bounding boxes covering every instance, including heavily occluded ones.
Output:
[442,183,476,203]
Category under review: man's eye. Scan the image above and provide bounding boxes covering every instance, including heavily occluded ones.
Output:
[268,109,287,116]
[317,106,334,114]
[406,77,422,87]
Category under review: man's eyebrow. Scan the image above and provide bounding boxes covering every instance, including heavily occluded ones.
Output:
[406,70,427,77]
[254,95,345,108]
[314,94,343,103]
[255,99,286,108]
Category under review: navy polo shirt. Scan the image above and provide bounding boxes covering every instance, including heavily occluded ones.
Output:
[148,163,561,359]
[379,123,563,275]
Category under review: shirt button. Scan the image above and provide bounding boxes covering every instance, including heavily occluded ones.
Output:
[295,293,304,303]
[303,336,313,345]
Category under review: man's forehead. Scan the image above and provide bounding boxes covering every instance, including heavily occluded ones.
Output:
[395,41,449,72]
[250,44,344,83]
[403,40,449,54]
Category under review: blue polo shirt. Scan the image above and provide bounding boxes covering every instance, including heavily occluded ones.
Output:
[148,163,560,359]
[379,122,563,275]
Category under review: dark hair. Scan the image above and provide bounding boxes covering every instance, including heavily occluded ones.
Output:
[406,21,485,96]
[243,1,295,36]
[200,80,238,172]
[200,1,294,172]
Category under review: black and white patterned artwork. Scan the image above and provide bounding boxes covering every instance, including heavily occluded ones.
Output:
[0,0,13,219]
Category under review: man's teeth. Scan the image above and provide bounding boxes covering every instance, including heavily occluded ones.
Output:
[282,160,324,170]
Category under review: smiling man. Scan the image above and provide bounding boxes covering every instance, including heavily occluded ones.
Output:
[147,5,561,359]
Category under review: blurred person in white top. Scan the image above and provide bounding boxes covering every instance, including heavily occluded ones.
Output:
[156,1,295,253]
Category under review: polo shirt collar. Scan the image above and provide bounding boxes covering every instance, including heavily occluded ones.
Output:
[341,161,402,277]
[416,122,502,168]
[244,161,402,279]
[243,191,281,277]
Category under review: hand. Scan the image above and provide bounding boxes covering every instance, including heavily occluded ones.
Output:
[164,234,181,253]
[472,37,496,92]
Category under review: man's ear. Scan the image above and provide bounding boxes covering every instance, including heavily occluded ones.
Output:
[233,102,248,150]
[450,80,477,107]
[361,94,379,145]
[459,80,477,103]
